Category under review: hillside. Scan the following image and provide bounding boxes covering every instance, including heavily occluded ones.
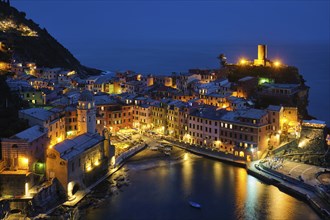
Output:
[220,65,305,84]
[0,2,100,77]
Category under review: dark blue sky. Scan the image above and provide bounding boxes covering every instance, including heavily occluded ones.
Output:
[11,1,330,45]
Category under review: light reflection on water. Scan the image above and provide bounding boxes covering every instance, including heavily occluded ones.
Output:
[85,152,321,220]
[234,168,248,219]
[182,156,193,195]
[213,162,223,194]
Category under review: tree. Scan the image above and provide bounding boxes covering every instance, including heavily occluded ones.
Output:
[217,54,227,68]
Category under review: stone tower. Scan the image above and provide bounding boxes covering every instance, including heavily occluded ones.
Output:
[77,90,96,134]
[254,44,268,66]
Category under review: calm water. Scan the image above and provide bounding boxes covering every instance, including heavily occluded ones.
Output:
[70,42,330,125]
[84,151,320,220]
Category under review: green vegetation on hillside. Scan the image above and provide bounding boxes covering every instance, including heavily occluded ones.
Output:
[0,75,29,138]
[226,65,305,84]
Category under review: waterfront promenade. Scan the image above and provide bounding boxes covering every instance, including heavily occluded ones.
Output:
[163,138,246,166]
[247,160,330,219]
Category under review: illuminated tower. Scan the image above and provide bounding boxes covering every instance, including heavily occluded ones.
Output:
[77,90,96,134]
[258,45,267,61]
[254,44,267,66]
[147,74,154,86]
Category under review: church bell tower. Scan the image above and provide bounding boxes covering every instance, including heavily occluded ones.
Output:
[77,90,96,134]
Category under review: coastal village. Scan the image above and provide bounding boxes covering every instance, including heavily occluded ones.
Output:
[0,1,330,219]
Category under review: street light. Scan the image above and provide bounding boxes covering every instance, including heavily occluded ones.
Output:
[273,60,281,67]
[240,58,247,65]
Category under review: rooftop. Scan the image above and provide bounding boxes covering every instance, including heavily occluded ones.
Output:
[12,125,46,142]
[221,108,267,122]
[267,105,282,112]
[95,74,114,84]
[238,108,267,120]
[79,90,94,102]
[227,96,246,104]
[20,108,54,121]
[190,107,224,120]
[140,104,151,109]
[168,100,187,108]
[54,133,104,161]
[94,95,117,105]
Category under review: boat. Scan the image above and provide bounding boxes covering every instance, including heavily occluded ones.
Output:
[189,201,201,208]
[164,145,172,151]
[164,151,171,156]
[149,146,158,151]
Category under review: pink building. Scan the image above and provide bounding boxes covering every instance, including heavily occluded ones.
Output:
[0,125,49,197]
[1,125,49,172]
[186,107,270,161]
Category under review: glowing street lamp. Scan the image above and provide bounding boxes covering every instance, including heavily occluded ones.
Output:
[240,58,247,65]
[273,60,281,67]
[94,160,100,166]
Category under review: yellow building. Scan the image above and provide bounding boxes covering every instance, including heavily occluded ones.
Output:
[0,61,9,71]
[133,104,152,131]
[151,102,168,134]
[19,108,66,147]
[46,90,114,196]
[46,133,106,196]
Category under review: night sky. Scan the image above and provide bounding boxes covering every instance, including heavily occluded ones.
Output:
[11,1,329,46]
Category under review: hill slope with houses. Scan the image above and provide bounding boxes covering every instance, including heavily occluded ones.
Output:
[0,1,100,77]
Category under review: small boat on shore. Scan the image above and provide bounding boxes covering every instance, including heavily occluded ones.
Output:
[164,151,171,156]
[189,201,201,208]
[149,146,158,151]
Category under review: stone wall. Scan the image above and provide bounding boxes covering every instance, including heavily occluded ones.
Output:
[0,174,27,196]
[31,178,66,214]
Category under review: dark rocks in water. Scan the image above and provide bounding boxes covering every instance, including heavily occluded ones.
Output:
[78,201,92,210]
[117,176,125,182]
[116,182,123,188]
[50,205,67,216]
